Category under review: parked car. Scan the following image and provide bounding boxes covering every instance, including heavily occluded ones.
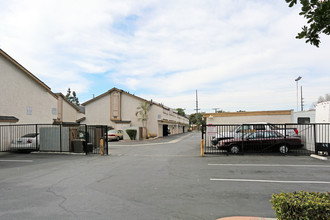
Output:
[216,130,303,154]
[107,130,124,141]
[211,122,299,145]
[10,133,39,152]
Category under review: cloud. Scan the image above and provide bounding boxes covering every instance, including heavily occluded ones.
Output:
[0,0,329,114]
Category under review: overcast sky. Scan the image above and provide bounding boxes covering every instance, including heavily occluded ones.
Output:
[1,0,329,114]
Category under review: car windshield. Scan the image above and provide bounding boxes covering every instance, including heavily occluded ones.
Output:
[108,130,116,134]
[268,123,280,130]
[22,133,38,138]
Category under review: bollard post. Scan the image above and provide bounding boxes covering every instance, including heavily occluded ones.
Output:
[100,138,104,156]
[201,139,205,157]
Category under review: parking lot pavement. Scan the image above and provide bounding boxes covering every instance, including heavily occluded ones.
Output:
[1,132,329,220]
[108,132,193,146]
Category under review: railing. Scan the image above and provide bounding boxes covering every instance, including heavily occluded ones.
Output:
[202,123,330,155]
[0,124,108,155]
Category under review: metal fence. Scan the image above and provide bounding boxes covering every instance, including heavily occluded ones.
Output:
[0,124,108,155]
[202,123,330,155]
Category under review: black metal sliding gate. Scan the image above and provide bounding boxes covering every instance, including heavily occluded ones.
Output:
[202,123,330,155]
[0,124,108,155]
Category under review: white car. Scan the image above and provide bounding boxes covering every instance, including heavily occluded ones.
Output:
[10,133,39,152]
[107,130,124,141]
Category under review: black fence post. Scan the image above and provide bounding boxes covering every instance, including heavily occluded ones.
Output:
[85,124,88,155]
[241,124,244,154]
[313,123,317,155]
[35,124,38,151]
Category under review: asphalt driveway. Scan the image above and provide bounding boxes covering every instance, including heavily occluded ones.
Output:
[0,132,329,220]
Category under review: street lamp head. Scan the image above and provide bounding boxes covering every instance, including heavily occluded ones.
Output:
[295,76,302,81]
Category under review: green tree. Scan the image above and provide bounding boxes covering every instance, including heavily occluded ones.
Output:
[65,88,80,106]
[136,101,151,138]
[286,0,330,47]
[176,108,186,117]
[65,88,72,101]
[188,113,205,130]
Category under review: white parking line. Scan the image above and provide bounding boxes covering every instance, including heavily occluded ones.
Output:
[0,160,33,163]
[210,178,330,184]
[208,164,330,168]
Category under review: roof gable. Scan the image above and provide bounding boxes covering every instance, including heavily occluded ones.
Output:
[0,49,57,99]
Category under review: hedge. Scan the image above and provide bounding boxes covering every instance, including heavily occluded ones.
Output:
[126,129,137,140]
[270,191,330,220]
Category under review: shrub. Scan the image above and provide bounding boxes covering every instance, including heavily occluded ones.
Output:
[126,129,137,140]
[270,191,330,220]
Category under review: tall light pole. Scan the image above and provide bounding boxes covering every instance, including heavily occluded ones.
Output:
[295,76,302,112]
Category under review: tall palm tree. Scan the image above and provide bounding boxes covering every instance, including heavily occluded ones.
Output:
[135,101,151,138]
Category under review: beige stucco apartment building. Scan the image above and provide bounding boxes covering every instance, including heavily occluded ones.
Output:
[0,49,82,124]
[54,93,85,124]
[82,88,189,138]
[0,49,188,137]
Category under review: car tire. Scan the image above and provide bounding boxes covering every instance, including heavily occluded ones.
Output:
[229,145,240,154]
[279,145,289,154]
[116,136,120,141]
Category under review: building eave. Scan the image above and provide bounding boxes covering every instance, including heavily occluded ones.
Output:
[55,93,82,112]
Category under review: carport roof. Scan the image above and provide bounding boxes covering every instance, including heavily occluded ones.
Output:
[0,116,19,123]
[203,110,293,118]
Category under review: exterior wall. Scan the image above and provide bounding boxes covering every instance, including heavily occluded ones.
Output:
[205,111,293,125]
[62,99,79,122]
[315,101,330,123]
[83,89,189,138]
[121,93,142,128]
[292,110,316,123]
[84,94,111,126]
[146,105,163,136]
[0,54,58,124]
[157,108,189,136]
[121,93,163,136]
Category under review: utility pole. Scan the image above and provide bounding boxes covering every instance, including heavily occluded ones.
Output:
[194,90,200,114]
[295,76,302,112]
[301,86,304,111]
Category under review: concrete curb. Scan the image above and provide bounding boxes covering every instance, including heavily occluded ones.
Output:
[310,154,328,161]
[31,151,86,156]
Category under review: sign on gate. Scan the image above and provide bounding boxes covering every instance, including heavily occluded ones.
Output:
[207,125,217,136]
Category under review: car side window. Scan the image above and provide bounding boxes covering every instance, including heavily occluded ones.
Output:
[238,125,252,133]
[256,132,264,138]
[264,131,271,138]
[265,131,279,138]
[254,125,265,130]
[271,131,280,137]
[249,132,263,139]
